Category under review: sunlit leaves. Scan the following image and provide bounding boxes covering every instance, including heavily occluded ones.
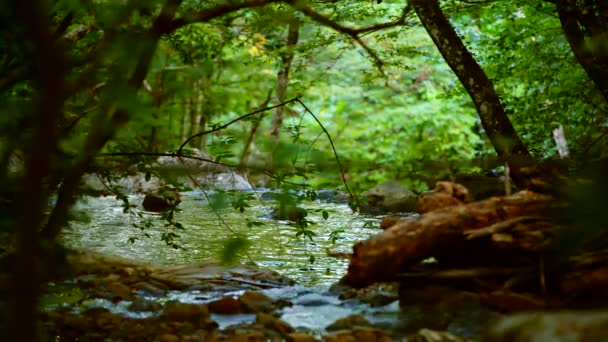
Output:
[454,0,602,157]
[219,236,251,265]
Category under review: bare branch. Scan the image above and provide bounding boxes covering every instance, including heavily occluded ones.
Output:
[178,98,299,153]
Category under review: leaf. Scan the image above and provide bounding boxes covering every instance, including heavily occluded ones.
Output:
[219,237,251,265]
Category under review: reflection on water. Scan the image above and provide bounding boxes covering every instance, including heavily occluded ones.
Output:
[63,190,379,287]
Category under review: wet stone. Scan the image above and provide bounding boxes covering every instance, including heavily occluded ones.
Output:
[239,291,275,313]
[256,312,295,335]
[224,330,267,342]
[323,326,392,342]
[287,332,319,342]
[158,333,180,342]
[128,296,163,312]
[104,281,133,301]
[407,328,469,342]
[208,296,246,314]
[132,280,168,297]
[161,302,210,322]
[326,314,373,331]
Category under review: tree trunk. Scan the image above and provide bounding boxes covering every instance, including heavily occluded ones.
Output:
[145,74,166,153]
[40,0,183,241]
[241,90,273,165]
[271,19,299,140]
[553,0,608,103]
[410,0,534,188]
[197,83,208,151]
[13,1,68,339]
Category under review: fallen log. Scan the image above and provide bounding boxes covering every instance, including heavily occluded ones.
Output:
[342,190,558,288]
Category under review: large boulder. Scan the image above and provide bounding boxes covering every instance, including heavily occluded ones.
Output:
[358,180,417,214]
[82,149,253,194]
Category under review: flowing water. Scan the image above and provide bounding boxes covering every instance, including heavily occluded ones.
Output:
[53,190,412,334]
[49,190,492,337]
[62,189,379,287]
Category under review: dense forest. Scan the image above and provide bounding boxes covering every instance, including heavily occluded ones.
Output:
[1,0,607,340]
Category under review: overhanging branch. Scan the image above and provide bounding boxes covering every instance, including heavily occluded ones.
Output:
[164,0,283,33]
[294,4,413,73]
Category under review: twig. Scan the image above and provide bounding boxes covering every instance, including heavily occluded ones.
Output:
[295,98,353,197]
[178,98,299,153]
[176,97,353,196]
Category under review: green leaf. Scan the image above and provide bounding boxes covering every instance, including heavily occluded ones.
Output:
[219,237,251,265]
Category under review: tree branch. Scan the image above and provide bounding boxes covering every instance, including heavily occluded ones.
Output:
[164,0,283,34]
[178,98,300,154]
[294,4,413,72]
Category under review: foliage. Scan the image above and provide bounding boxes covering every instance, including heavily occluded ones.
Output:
[1,1,607,335]
[452,0,607,158]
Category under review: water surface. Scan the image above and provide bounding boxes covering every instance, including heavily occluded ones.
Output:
[63,190,379,287]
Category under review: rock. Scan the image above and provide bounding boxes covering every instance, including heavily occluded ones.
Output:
[287,333,319,342]
[161,302,210,322]
[158,334,180,342]
[132,280,168,297]
[323,326,392,342]
[104,281,133,301]
[326,315,373,331]
[239,291,274,313]
[416,181,468,214]
[128,296,162,312]
[409,328,469,342]
[256,312,295,335]
[142,186,181,212]
[337,283,399,307]
[359,180,417,214]
[148,261,296,290]
[484,311,608,342]
[315,190,350,204]
[156,149,253,190]
[206,172,253,190]
[83,148,253,194]
[224,330,267,342]
[208,296,246,314]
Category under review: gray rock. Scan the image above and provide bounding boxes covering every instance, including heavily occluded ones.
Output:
[359,180,417,214]
[81,148,253,194]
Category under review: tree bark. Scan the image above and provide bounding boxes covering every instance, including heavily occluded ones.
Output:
[271,19,299,140]
[552,0,608,103]
[13,0,68,339]
[343,191,556,288]
[410,0,534,188]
